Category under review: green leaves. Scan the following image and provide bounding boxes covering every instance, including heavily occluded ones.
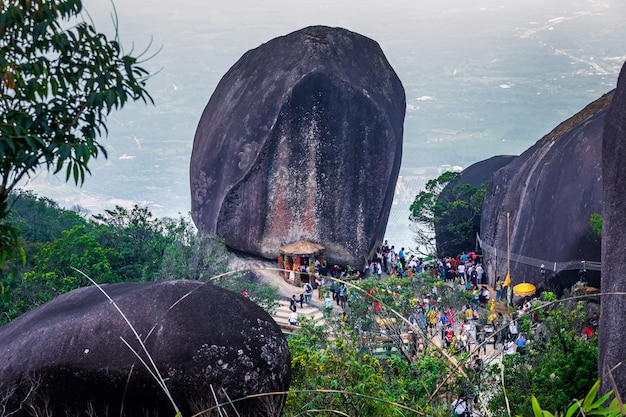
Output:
[485,298,600,417]
[532,395,554,417]
[1,193,261,324]
[287,324,403,416]
[0,0,154,265]
[409,170,488,257]
[590,213,602,238]
[532,380,623,417]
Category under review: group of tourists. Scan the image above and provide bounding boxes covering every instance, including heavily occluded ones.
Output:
[277,239,602,417]
[286,258,358,326]
[437,252,484,285]
[371,240,426,278]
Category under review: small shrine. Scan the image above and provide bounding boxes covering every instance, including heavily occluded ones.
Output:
[277,239,325,286]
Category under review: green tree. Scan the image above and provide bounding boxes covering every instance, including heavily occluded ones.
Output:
[286,321,405,416]
[590,213,602,237]
[91,205,170,281]
[0,224,121,320]
[0,195,281,322]
[409,171,488,257]
[0,0,152,265]
[156,219,231,282]
[7,190,86,244]
[21,225,120,301]
[485,300,598,417]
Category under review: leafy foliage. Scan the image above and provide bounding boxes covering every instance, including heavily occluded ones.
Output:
[287,269,602,417]
[285,274,484,416]
[590,213,602,238]
[21,225,120,305]
[0,0,153,267]
[156,220,231,281]
[532,380,623,417]
[409,171,488,257]
[91,205,172,281]
[485,300,599,416]
[7,190,86,243]
[0,191,280,324]
[287,320,411,417]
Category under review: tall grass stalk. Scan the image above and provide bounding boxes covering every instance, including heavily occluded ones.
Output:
[72,268,182,417]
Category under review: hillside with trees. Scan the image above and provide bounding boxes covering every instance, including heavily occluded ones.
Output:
[0,191,609,416]
[0,190,278,324]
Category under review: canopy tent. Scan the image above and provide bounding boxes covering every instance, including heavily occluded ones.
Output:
[279,239,325,257]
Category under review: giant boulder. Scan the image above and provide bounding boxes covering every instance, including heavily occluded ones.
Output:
[599,61,626,399]
[0,281,290,417]
[480,92,611,291]
[190,26,405,268]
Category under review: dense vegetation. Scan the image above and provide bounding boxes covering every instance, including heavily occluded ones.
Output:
[0,190,278,324]
[285,275,602,417]
[0,190,606,417]
[409,171,488,258]
[0,0,154,267]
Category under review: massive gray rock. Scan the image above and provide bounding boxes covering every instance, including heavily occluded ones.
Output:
[599,62,626,399]
[0,281,290,417]
[190,26,405,268]
[480,93,611,291]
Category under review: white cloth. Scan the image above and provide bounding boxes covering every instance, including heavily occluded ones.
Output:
[452,398,468,415]
[288,312,298,325]
[505,341,516,355]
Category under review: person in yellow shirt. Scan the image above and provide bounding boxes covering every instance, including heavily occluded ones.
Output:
[465,305,474,320]
[427,308,438,336]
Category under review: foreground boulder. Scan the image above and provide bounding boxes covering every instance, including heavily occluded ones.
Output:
[480,92,610,291]
[600,61,626,399]
[190,26,405,267]
[0,281,290,417]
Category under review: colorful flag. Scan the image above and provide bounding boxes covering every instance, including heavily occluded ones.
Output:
[503,272,511,287]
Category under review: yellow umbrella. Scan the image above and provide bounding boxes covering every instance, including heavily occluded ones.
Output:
[513,282,536,297]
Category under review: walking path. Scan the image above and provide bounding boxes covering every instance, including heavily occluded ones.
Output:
[228,256,329,330]
[229,254,512,364]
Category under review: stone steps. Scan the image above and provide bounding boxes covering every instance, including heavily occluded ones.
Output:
[273,300,325,333]
[493,300,509,314]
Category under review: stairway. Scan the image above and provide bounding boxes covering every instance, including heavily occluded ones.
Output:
[273,299,325,333]
[493,300,509,314]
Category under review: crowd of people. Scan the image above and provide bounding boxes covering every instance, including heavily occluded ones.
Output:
[276,239,601,417]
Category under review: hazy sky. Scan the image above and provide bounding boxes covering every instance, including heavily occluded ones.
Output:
[23,0,626,249]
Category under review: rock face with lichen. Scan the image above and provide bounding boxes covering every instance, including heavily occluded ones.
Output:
[480,92,610,291]
[599,61,626,400]
[189,26,405,267]
[0,281,290,417]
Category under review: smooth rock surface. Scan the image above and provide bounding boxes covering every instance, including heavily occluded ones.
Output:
[599,61,626,399]
[0,281,290,417]
[190,26,405,268]
[480,92,610,290]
